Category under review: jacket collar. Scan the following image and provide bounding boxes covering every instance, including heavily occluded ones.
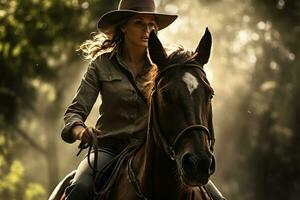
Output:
[109,46,152,68]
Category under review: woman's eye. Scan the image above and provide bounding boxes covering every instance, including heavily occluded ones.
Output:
[148,23,155,28]
[134,20,143,25]
[132,20,156,30]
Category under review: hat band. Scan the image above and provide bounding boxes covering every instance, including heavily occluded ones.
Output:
[120,6,155,12]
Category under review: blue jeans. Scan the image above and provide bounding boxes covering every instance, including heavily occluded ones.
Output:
[65,148,116,200]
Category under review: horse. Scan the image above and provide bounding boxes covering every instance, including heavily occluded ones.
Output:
[50,28,216,200]
[97,28,216,199]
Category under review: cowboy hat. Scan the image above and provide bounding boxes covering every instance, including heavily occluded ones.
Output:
[97,0,178,35]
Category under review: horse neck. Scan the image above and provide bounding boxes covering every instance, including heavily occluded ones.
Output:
[133,127,188,199]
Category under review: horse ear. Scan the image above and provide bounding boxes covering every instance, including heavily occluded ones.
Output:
[195,28,212,66]
[148,30,168,69]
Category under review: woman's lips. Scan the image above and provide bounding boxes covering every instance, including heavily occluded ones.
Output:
[142,36,149,41]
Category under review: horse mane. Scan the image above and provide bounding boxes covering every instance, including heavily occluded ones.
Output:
[146,47,197,102]
[166,47,197,66]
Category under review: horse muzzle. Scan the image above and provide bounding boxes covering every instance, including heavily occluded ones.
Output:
[179,152,215,186]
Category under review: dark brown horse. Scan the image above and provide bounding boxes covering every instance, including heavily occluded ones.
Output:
[50,28,216,200]
[99,29,215,200]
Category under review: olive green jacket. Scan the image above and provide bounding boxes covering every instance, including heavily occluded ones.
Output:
[61,50,153,143]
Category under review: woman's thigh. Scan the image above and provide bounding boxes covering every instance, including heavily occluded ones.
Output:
[72,148,116,184]
[65,148,116,199]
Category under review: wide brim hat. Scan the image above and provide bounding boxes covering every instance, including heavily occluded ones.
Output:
[97,0,178,35]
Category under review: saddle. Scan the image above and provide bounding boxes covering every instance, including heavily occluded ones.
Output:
[48,170,76,200]
[49,134,225,200]
[94,141,140,200]
[48,141,140,200]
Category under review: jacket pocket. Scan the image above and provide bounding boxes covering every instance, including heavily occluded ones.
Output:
[98,73,122,82]
[99,73,124,96]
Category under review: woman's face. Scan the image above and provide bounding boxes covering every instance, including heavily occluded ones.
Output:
[122,14,157,48]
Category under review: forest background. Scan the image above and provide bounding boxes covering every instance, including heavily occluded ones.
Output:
[1,0,299,199]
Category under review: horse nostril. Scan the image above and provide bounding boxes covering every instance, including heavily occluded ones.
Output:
[199,156,211,174]
[209,155,216,175]
[182,153,197,172]
[182,153,213,175]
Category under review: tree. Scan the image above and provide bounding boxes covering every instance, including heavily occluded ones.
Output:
[0,0,115,197]
[218,0,300,199]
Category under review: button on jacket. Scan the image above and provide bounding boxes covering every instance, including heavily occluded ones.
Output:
[61,49,154,143]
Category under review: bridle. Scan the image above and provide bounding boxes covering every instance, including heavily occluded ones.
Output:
[150,63,216,160]
[128,62,216,200]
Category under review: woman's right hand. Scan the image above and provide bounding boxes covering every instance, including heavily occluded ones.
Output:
[72,125,101,145]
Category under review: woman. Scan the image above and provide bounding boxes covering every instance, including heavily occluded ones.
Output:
[61,0,177,199]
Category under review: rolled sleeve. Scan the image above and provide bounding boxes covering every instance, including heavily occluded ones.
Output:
[61,61,100,143]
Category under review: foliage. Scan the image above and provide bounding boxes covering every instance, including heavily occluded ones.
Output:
[1,0,299,199]
[240,0,300,199]
[158,0,299,199]
[0,0,115,198]
[0,155,46,200]
[0,0,84,125]
[197,0,300,199]
[24,183,46,200]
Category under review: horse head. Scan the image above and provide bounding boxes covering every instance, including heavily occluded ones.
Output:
[148,28,215,187]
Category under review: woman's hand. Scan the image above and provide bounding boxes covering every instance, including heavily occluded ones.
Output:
[72,125,101,145]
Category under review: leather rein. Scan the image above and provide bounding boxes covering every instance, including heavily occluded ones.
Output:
[151,63,215,158]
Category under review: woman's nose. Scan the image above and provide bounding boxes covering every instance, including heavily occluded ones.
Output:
[142,23,155,32]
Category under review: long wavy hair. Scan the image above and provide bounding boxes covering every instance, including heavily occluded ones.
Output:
[79,15,159,61]
[78,26,124,60]
[79,17,159,101]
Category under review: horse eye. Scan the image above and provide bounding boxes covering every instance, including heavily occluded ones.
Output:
[209,92,214,100]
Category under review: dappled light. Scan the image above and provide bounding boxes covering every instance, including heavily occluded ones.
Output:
[1,0,299,199]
